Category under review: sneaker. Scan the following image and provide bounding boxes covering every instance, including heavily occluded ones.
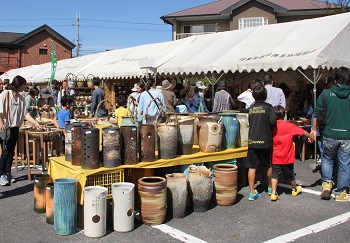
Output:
[0,175,10,186]
[6,173,16,184]
[335,190,350,202]
[267,187,273,195]
[292,186,302,196]
[321,181,333,199]
[248,190,261,201]
[270,192,279,201]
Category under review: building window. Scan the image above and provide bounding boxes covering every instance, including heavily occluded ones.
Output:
[238,17,268,29]
[39,49,48,55]
[183,24,216,33]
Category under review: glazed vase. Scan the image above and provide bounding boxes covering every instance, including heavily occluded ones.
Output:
[54,178,77,235]
[120,126,138,164]
[220,113,240,149]
[102,127,121,167]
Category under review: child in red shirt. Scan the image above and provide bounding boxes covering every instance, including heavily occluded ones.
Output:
[270,105,314,201]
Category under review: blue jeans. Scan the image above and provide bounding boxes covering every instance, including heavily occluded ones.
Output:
[321,136,350,194]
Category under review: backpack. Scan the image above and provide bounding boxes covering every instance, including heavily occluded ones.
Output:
[316,91,327,134]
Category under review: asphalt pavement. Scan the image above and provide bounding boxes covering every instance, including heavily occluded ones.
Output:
[1,158,350,243]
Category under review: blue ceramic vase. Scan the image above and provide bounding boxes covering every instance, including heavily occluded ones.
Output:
[54,178,77,235]
[220,113,240,149]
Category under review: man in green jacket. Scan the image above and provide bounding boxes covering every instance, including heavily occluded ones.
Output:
[311,67,350,201]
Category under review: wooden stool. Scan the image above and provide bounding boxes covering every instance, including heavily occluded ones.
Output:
[25,131,41,180]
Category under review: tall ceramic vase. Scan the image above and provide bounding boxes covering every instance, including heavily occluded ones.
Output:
[198,121,223,152]
[219,113,240,149]
[213,164,238,206]
[34,174,50,213]
[157,124,177,159]
[166,173,187,218]
[188,165,212,212]
[177,117,195,155]
[139,124,155,162]
[54,178,77,235]
[45,183,54,225]
[236,113,249,147]
[138,177,167,225]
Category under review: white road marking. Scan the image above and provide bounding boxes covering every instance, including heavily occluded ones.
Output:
[264,211,350,243]
[152,224,207,243]
[278,182,335,198]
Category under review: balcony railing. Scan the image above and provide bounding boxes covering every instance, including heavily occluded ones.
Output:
[176,32,216,40]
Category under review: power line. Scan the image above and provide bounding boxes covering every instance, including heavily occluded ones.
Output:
[83,18,165,26]
[82,24,168,32]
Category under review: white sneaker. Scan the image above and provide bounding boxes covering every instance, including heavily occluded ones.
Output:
[0,175,10,186]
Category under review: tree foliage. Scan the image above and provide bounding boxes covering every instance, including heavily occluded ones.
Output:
[325,0,350,14]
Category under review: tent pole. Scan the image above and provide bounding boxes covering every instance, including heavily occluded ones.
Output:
[313,69,318,166]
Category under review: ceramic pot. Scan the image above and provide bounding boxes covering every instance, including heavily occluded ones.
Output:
[83,186,107,238]
[102,127,121,167]
[220,113,240,149]
[54,178,77,235]
[177,117,195,155]
[198,121,223,152]
[189,112,208,145]
[120,126,138,164]
[188,165,212,212]
[157,124,177,159]
[112,182,135,232]
[139,124,155,162]
[236,113,249,147]
[34,174,50,213]
[138,177,167,225]
[45,183,54,224]
[81,127,100,169]
[166,173,187,218]
[213,164,238,206]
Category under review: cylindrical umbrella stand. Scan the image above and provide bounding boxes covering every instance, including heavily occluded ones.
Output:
[83,186,107,238]
[54,178,77,235]
[112,182,135,232]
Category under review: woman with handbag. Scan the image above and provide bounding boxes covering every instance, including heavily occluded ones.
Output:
[137,77,165,124]
[184,85,208,113]
[0,75,41,186]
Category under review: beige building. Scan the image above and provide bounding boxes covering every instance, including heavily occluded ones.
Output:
[161,0,336,40]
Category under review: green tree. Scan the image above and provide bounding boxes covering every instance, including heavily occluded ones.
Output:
[325,0,350,14]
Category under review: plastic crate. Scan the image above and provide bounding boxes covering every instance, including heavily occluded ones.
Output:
[85,169,124,199]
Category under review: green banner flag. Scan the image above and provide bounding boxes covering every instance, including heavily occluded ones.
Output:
[50,43,57,86]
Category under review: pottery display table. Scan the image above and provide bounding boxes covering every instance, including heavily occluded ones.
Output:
[49,145,248,205]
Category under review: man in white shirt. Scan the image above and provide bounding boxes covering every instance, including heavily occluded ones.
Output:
[263,75,286,108]
[57,80,74,107]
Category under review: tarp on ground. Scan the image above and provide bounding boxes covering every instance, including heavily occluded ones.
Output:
[1,12,350,83]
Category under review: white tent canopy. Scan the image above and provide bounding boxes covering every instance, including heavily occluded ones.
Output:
[1,12,350,83]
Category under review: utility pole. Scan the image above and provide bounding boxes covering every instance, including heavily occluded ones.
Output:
[76,13,81,57]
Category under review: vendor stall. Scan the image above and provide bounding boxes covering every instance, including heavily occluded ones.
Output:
[49,145,247,205]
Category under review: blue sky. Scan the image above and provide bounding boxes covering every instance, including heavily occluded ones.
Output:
[0,0,211,56]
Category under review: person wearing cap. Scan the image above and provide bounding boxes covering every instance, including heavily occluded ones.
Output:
[37,87,55,113]
[161,80,177,113]
[196,81,207,98]
[212,80,235,112]
[127,83,139,115]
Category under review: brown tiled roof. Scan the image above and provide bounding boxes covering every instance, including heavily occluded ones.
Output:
[0,32,25,43]
[163,0,331,17]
